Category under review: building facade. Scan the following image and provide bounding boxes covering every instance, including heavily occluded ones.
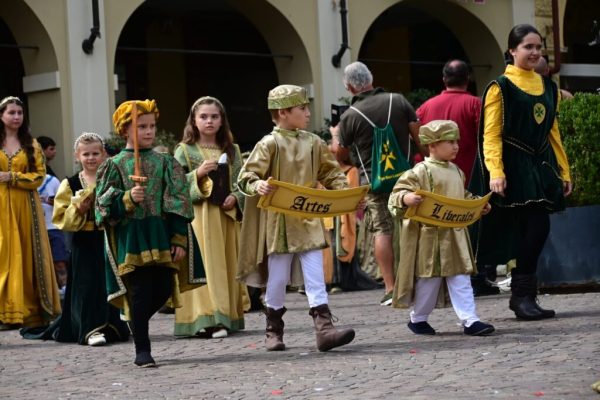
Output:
[0,0,596,177]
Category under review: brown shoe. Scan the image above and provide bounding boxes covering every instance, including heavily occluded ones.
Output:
[309,304,355,352]
[264,307,286,351]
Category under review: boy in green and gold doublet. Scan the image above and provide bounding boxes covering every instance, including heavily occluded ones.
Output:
[96,99,202,367]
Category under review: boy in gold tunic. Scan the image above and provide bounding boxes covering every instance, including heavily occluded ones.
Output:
[237,85,355,352]
[388,120,495,336]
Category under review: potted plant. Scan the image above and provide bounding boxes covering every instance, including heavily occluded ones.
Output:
[538,93,600,289]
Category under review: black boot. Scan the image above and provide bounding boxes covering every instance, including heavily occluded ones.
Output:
[527,275,555,318]
[509,274,543,320]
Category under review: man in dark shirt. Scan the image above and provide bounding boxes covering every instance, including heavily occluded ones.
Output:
[332,61,421,305]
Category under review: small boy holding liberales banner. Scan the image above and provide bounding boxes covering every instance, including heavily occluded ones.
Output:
[388,120,495,336]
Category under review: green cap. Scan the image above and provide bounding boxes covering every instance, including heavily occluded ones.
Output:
[419,120,460,145]
[267,84,309,110]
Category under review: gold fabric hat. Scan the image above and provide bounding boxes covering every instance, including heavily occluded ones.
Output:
[112,99,160,136]
[419,120,460,145]
[267,85,309,110]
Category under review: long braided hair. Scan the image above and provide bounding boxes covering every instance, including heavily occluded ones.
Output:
[0,96,36,172]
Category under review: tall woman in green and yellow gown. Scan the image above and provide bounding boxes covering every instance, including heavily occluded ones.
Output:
[0,96,61,328]
[174,96,248,338]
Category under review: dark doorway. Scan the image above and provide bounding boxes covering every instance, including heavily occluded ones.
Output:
[0,18,25,102]
[115,0,279,150]
[358,3,476,102]
[562,0,600,93]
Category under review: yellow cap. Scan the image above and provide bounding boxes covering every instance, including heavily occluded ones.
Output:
[112,99,159,136]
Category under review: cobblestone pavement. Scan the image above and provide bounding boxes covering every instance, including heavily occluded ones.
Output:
[0,290,598,399]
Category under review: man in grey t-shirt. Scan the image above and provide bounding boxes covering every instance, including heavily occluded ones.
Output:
[331,61,422,305]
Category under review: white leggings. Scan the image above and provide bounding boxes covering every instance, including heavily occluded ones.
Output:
[410,275,480,327]
[265,249,328,310]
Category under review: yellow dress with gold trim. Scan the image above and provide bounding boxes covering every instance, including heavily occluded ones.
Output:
[173,143,249,336]
[0,142,61,326]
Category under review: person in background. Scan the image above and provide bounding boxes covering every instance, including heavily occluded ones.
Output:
[416,59,499,297]
[534,56,574,100]
[334,61,422,306]
[37,135,58,178]
[0,96,61,329]
[38,170,68,294]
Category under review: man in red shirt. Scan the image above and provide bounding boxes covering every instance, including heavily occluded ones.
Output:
[417,60,498,297]
[416,59,480,184]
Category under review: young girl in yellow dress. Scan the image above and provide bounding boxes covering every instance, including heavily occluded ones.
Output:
[174,96,248,338]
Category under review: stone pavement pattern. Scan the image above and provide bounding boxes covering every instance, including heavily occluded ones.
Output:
[0,290,598,399]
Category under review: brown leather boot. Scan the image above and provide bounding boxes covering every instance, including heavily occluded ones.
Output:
[309,304,355,352]
[264,307,286,351]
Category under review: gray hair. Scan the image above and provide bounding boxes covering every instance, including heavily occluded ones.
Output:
[343,62,373,91]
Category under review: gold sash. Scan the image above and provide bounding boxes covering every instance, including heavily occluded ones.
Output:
[404,190,492,228]
[257,179,369,218]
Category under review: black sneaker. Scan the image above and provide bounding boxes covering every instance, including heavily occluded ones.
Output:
[464,321,495,336]
[134,351,157,368]
[407,321,436,335]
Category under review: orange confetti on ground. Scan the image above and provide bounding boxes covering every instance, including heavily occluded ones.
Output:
[271,389,283,395]
[533,391,544,397]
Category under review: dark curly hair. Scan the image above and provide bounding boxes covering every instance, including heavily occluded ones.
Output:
[0,97,36,172]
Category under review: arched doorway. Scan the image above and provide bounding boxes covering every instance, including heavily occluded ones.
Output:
[562,0,600,93]
[0,18,25,101]
[357,0,502,100]
[115,0,303,150]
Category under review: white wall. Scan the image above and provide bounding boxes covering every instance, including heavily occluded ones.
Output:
[65,0,111,169]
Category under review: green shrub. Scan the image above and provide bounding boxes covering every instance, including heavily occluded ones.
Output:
[558,93,600,206]
[103,129,178,155]
[405,88,436,109]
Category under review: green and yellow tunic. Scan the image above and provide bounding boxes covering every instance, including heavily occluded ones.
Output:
[95,148,201,318]
[173,143,248,335]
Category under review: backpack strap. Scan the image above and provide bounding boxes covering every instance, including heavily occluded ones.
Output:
[386,93,393,125]
[349,105,376,128]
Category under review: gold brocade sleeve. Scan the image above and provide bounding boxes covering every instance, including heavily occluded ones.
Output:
[52,179,88,231]
[174,145,212,203]
[482,84,505,180]
[11,142,45,190]
[388,168,422,217]
[237,139,274,196]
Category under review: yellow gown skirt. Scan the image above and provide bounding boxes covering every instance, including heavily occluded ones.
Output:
[174,202,248,336]
[0,150,60,326]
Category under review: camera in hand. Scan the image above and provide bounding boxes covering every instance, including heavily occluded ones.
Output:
[330,104,349,127]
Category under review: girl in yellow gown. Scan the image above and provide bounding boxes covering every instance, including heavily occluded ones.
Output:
[174,96,248,338]
[0,96,61,328]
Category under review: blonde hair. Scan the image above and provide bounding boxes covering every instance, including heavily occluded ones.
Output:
[74,132,104,151]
